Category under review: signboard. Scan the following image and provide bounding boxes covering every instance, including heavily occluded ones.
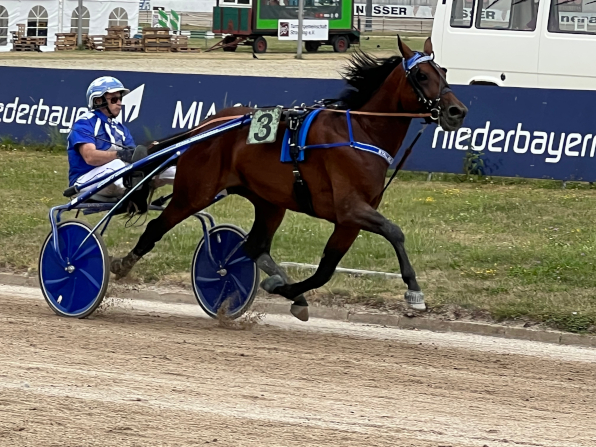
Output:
[140,0,151,11]
[256,0,351,32]
[278,20,329,40]
[353,4,434,18]
[2,67,596,182]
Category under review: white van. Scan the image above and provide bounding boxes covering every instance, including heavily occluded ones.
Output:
[431,0,596,90]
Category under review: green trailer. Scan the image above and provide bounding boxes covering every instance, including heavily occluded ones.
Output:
[211,0,360,53]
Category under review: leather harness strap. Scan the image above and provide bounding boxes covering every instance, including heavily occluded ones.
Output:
[305,107,432,119]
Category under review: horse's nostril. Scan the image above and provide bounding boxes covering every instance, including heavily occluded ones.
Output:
[448,105,467,118]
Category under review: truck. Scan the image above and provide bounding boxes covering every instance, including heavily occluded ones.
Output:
[211,0,360,53]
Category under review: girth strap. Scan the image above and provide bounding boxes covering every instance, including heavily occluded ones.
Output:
[287,110,316,216]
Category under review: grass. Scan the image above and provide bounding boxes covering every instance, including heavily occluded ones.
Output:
[1,147,596,334]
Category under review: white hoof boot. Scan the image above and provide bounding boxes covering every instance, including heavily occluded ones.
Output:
[260,275,285,293]
[405,290,426,311]
[290,304,309,322]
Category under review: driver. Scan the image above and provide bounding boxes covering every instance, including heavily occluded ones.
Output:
[66,76,175,197]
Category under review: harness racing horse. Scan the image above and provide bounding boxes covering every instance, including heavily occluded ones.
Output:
[111,37,468,321]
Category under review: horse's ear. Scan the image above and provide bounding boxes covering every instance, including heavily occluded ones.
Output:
[423,37,433,55]
[397,35,414,59]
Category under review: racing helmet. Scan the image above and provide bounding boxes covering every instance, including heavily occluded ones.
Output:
[86,76,130,110]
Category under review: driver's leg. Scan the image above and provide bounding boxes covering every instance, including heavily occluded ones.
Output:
[75,159,127,197]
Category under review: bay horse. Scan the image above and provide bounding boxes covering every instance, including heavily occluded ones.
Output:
[111,36,468,321]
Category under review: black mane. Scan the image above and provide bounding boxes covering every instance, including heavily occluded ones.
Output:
[337,52,403,110]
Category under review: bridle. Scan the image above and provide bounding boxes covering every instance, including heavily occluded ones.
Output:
[403,52,452,123]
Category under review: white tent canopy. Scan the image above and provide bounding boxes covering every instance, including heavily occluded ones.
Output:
[0,0,139,51]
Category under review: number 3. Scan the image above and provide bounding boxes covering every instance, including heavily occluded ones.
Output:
[253,113,273,142]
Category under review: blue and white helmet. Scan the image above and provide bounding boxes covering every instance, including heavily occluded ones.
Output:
[86,76,130,109]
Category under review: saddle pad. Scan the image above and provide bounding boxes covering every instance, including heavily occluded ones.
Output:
[280,109,323,163]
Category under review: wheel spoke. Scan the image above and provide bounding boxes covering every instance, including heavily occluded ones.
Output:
[45,276,70,286]
[229,273,248,297]
[47,244,67,268]
[73,243,98,262]
[63,228,71,257]
[195,276,221,283]
[211,281,229,310]
[79,268,101,291]
[227,255,251,266]
[63,276,77,311]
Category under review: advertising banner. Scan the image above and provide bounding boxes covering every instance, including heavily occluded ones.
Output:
[278,19,329,40]
[2,67,596,182]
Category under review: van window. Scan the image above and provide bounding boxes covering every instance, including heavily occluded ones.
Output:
[450,0,475,27]
[477,0,538,30]
[548,0,596,34]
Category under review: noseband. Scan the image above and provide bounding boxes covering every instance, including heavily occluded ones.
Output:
[403,52,452,122]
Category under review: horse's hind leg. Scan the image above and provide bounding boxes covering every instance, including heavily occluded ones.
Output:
[240,194,310,321]
[261,224,360,304]
[110,195,199,279]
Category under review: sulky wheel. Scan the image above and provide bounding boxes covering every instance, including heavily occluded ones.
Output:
[38,220,110,318]
[191,224,259,319]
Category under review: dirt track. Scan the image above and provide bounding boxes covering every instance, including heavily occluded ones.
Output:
[0,53,347,79]
[1,286,595,447]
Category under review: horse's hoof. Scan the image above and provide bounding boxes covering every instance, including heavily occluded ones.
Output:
[290,304,309,322]
[110,258,129,280]
[405,290,426,311]
[260,275,285,293]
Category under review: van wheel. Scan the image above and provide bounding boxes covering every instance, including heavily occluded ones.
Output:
[332,35,349,53]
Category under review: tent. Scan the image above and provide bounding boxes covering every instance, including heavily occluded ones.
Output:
[0,0,139,52]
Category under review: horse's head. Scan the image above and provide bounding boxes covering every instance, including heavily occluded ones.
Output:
[397,36,467,132]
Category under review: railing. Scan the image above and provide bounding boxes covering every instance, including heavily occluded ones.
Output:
[355,17,433,33]
[139,11,432,34]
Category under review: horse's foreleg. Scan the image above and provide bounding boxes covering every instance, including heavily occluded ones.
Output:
[110,196,195,279]
[351,203,424,310]
[261,224,360,313]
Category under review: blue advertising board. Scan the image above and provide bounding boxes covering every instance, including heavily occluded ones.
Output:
[1,66,595,182]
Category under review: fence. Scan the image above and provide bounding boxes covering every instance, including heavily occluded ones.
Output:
[355,17,433,33]
[139,11,431,34]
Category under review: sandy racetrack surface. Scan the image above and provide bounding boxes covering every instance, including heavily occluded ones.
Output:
[1,286,595,447]
[0,53,347,79]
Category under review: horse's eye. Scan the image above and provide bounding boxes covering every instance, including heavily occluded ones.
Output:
[417,71,428,82]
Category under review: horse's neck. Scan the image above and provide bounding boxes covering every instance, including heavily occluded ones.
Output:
[351,70,414,158]
[351,114,412,159]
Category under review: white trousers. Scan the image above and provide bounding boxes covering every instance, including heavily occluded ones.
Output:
[75,160,177,198]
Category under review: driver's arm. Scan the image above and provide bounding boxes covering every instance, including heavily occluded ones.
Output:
[78,143,119,166]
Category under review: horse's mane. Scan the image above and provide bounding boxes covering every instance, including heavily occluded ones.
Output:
[337,51,403,110]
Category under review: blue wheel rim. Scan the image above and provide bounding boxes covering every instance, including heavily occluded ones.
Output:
[193,226,257,318]
[40,222,107,317]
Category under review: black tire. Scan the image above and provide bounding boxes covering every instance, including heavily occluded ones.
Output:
[222,35,237,52]
[332,35,349,53]
[305,41,320,53]
[252,36,267,54]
